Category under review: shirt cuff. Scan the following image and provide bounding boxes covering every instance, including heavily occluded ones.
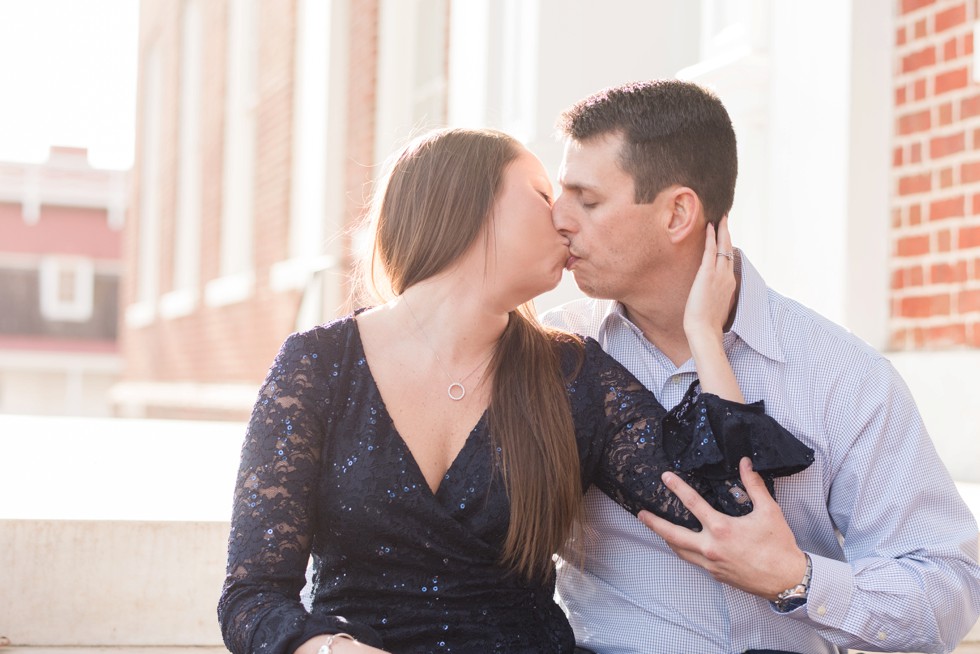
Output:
[771,552,854,627]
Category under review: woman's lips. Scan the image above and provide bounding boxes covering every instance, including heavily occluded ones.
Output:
[565,255,579,270]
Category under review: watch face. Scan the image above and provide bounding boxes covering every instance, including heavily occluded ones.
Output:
[777,596,807,612]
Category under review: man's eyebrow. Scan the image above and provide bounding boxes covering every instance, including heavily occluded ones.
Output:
[557,179,597,193]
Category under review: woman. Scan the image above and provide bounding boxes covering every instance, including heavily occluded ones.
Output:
[218,128,812,654]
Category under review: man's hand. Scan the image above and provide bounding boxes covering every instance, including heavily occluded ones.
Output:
[638,457,808,601]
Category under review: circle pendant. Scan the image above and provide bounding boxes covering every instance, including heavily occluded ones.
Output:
[447,382,466,401]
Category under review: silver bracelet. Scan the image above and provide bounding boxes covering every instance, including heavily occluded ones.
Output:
[317,633,354,654]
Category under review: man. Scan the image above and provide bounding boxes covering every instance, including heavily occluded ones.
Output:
[544,79,980,653]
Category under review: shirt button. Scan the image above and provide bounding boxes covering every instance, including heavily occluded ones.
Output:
[671,376,683,385]
[817,605,827,616]
[877,631,887,641]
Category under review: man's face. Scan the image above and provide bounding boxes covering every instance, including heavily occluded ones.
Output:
[552,132,670,302]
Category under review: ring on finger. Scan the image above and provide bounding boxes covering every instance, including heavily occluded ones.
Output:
[716,251,734,261]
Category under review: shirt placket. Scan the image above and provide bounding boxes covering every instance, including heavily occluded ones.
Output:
[609,316,699,410]
[614,314,748,648]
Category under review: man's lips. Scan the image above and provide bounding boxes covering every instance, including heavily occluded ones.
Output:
[565,254,579,270]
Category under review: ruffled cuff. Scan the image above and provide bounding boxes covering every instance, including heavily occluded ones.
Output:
[662,380,814,515]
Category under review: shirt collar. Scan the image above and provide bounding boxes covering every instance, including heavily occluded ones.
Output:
[593,249,785,364]
[596,299,634,342]
[729,250,785,363]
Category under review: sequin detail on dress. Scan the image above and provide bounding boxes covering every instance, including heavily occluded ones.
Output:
[218,314,813,653]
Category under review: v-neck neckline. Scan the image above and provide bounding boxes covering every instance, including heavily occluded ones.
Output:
[350,314,490,499]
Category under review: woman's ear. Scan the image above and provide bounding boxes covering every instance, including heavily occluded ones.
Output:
[665,187,703,244]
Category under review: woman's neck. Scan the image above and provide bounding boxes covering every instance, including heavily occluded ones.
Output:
[394,280,509,364]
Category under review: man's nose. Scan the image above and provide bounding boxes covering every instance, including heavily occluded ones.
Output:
[551,194,574,233]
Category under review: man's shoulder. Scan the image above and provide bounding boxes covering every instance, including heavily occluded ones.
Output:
[540,297,617,337]
[766,288,885,371]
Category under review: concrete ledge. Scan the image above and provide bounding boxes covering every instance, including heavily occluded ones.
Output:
[0,416,241,647]
[0,414,975,649]
[0,519,229,647]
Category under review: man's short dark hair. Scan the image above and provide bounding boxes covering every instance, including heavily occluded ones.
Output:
[557,79,738,225]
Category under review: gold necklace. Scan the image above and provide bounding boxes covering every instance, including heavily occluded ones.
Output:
[403,296,496,401]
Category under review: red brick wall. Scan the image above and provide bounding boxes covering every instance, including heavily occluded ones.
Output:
[123,0,301,408]
[892,0,980,348]
[341,0,380,309]
[123,0,380,418]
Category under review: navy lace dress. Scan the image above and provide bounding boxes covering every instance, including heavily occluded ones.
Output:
[218,315,813,654]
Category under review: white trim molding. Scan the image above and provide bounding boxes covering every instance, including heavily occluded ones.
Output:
[204,270,255,307]
[269,254,339,293]
[158,288,199,319]
[124,301,155,328]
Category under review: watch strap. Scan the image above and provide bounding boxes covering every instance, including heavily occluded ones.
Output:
[773,553,811,612]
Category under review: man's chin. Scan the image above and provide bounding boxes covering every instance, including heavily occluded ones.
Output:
[570,274,609,300]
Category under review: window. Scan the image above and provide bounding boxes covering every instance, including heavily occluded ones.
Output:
[207,0,258,307]
[126,42,163,328]
[410,0,448,126]
[374,0,448,162]
[39,256,94,322]
[499,0,538,142]
[272,0,348,294]
[446,0,537,140]
[701,0,758,60]
[163,0,204,318]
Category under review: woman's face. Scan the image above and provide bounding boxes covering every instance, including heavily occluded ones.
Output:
[482,147,569,306]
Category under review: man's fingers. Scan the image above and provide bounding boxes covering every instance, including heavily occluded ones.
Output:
[661,470,720,524]
[738,457,773,506]
[637,509,701,553]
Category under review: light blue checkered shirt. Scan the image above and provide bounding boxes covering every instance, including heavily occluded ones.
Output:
[542,251,980,654]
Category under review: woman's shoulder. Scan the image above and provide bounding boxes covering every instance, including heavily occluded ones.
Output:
[550,330,611,381]
[554,332,650,407]
[276,312,361,364]
[303,311,359,339]
[549,330,609,359]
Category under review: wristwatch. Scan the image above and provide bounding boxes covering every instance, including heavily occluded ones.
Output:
[773,553,812,612]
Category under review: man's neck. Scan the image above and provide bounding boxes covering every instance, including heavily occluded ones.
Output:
[621,272,741,369]
[622,302,692,368]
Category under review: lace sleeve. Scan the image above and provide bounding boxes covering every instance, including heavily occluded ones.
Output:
[573,339,813,530]
[217,330,382,653]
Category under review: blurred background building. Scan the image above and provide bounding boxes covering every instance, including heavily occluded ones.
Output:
[0,146,125,416]
[111,0,980,482]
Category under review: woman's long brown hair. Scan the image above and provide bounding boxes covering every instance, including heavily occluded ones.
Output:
[363,128,583,582]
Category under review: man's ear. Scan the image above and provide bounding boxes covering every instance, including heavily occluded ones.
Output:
[665,187,703,244]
